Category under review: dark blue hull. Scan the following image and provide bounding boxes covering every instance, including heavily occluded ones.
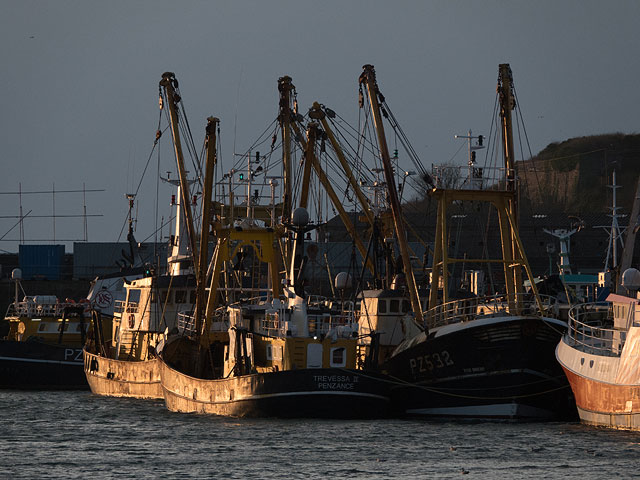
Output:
[385,317,574,419]
[0,340,86,389]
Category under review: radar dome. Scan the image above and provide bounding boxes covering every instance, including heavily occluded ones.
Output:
[291,207,309,227]
[621,268,640,290]
[11,268,22,280]
[334,272,352,290]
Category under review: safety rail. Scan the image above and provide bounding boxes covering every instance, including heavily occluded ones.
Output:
[5,300,90,318]
[114,300,139,314]
[177,311,228,336]
[565,303,624,357]
[260,312,282,337]
[308,312,356,336]
[430,164,516,191]
[256,309,357,338]
[424,293,557,330]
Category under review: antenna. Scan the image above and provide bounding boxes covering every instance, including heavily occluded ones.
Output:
[454,129,485,189]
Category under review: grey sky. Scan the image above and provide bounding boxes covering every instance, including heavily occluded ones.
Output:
[1,0,639,253]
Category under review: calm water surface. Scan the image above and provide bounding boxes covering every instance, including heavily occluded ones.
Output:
[1,390,639,479]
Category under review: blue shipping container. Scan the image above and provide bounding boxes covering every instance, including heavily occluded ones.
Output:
[19,245,65,280]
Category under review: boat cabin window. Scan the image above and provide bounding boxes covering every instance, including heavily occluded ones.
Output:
[160,290,173,305]
[175,290,187,304]
[389,299,400,313]
[378,300,387,314]
[189,290,196,304]
[402,300,410,313]
[126,289,141,305]
[330,347,346,367]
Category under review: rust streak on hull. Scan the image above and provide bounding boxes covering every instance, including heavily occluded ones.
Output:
[561,366,640,431]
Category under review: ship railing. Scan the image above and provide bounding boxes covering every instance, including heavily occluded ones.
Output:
[257,310,357,338]
[309,312,357,337]
[177,311,228,336]
[177,312,197,336]
[424,293,556,330]
[566,303,623,357]
[260,312,282,337]
[431,164,516,191]
[114,300,139,314]
[6,300,90,318]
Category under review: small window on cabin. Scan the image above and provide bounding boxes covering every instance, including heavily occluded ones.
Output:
[58,323,69,332]
[175,290,187,304]
[39,323,47,331]
[127,289,141,304]
[390,299,400,313]
[378,300,387,314]
[402,300,411,313]
[189,290,197,304]
[160,290,173,305]
[330,347,346,367]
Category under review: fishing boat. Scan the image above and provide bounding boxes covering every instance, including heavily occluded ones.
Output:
[158,73,391,418]
[353,64,572,419]
[83,168,200,399]
[0,268,110,389]
[160,208,392,418]
[556,173,640,430]
[0,197,146,390]
[556,274,640,430]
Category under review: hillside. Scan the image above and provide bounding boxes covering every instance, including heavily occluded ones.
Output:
[518,133,640,213]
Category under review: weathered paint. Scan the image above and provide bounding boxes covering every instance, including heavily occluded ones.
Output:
[557,331,640,431]
[562,367,640,430]
[159,357,391,418]
[83,349,162,399]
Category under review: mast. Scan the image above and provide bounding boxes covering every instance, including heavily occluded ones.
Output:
[498,64,516,193]
[309,102,376,226]
[159,72,200,277]
[290,121,376,275]
[497,63,523,309]
[299,122,318,210]
[428,64,543,316]
[617,175,640,293]
[604,170,624,271]
[278,76,294,226]
[195,117,218,337]
[359,64,424,326]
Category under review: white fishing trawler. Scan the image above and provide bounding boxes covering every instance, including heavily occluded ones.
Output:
[556,174,640,430]
[83,93,209,399]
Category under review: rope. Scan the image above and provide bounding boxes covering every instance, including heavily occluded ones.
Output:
[342,367,570,401]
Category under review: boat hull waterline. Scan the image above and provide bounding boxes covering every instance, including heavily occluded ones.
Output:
[160,359,391,418]
[556,336,640,431]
